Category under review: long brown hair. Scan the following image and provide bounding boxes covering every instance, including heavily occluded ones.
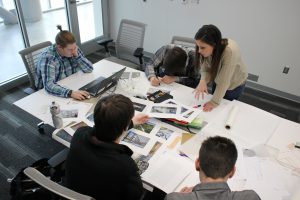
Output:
[194,25,228,83]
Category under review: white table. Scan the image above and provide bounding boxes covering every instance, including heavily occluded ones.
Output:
[14,59,226,127]
[14,59,300,199]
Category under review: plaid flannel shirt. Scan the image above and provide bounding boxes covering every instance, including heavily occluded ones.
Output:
[144,44,200,88]
[35,44,93,97]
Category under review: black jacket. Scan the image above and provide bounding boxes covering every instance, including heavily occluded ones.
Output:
[65,126,143,200]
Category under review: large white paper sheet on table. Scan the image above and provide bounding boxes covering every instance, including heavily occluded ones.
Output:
[265,118,300,171]
[141,151,193,193]
[243,157,300,200]
[174,170,199,192]
[266,118,300,151]
[178,130,247,183]
[204,100,281,148]
[179,132,207,161]
[175,145,247,192]
[179,129,248,166]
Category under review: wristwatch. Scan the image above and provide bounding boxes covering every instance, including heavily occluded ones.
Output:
[67,90,73,98]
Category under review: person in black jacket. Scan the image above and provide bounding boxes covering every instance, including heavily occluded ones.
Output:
[65,94,149,200]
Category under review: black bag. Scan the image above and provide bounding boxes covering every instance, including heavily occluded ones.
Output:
[10,158,64,200]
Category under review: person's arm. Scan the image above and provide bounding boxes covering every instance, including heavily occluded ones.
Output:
[210,48,236,105]
[71,47,93,73]
[145,45,168,80]
[193,58,210,100]
[41,59,71,97]
[132,113,149,126]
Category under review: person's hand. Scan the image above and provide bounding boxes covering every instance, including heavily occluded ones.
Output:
[193,80,208,100]
[161,75,177,84]
[150,76,161,86]
[71,90,90,100]
[132,113,149,125]
[72,45,78,57]
[180,186,194,193]
[202,101,217,112]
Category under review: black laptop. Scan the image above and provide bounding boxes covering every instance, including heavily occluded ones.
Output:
[79,67,126,97]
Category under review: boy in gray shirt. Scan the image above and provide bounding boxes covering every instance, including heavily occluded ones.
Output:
[165,136,261,200]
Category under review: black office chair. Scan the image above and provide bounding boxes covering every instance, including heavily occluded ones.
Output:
[97,19,147,71]
[23,167,95,200]
[19,41,52,94]
[21,148,95,200]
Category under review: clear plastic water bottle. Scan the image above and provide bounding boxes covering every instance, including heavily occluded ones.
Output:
[50,101,63,129]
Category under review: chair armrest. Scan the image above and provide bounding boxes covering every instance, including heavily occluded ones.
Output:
[97,38,113,46]
[24,167,94,200]
[48,148,69,168]
[134,47,144,58]
[97,38,113,53]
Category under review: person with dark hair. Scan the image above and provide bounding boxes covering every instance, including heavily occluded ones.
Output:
[36,25,93,100]
[145,44,200,88]
[165,136,261,200]
[193,24,248,112]
[65,94,149,200]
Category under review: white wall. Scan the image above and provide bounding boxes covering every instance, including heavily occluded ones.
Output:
[108,0,300,98]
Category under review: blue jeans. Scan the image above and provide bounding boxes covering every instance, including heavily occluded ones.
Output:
[212,82,246,101]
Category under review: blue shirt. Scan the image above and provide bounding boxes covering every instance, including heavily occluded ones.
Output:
[36,44,93,97]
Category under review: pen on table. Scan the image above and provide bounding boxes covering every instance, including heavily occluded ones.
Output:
[179,153,188,157]
[193,104,201,108]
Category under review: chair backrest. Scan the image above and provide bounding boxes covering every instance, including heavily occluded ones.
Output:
[24,167,95,200]
[171,36,195,48]
[115,19,146,65]
[19,41,52,90]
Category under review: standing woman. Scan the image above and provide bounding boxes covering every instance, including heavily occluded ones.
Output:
[194,24,248,112]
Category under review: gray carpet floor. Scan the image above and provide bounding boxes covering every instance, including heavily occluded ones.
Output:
[0,85,65,200]
[0,51,299,199]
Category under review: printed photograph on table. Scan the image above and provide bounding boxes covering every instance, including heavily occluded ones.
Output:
[147,104,180,119]
[146,87,171,96]
[122,130,150,148]
[133,102,147,112]
[164,99,188,114]
[134,141,162,175]
[52,129,73,147]
[151,105,177,114]
[156,127,174,140]
[86,113,94,123]
[54,129,72,143]
[162,99,202,123]
[70,121,88,131]
[60,109,79,118]
[134,121,156,134]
